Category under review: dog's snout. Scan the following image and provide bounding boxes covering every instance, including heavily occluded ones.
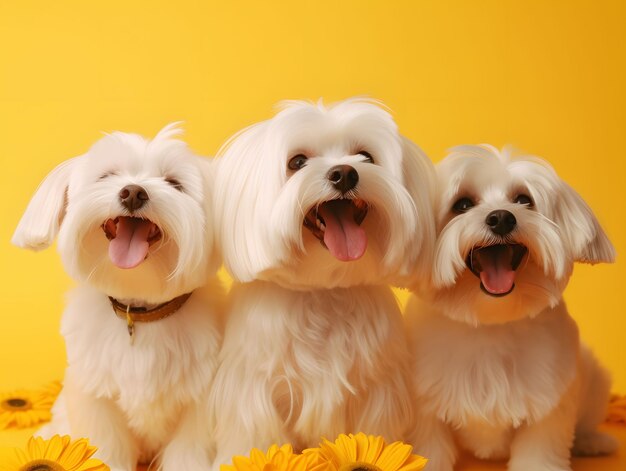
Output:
[327,165,359,193]
[119,184,149,212]
[486,210,517,235]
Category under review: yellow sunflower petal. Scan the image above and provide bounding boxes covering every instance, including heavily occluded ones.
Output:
[16,411,31,428]
[15,413,28,428]
[314,438,335,459]
[278,444,293,457]
[375,441,413,471]
[8,435,108,471]
[396,455,428,471]
[59,438,95,469]
[309,460,332,471]
[272,449,288,470]
[360,433,384,463]
[322,439,346,467]
[26,435,47,459]
[353,432,368,461]
[250,447,269,467]
[265,444,280,459]
[230,454,258,471]
[310,451,334,471]
[301,448,324,466]
[0,416,12,429]
[291,456,307,471]
[336,434,357,462]
[0,383,61,430]
[306,440,338,470]
[291,453,308,471]
[43,434,70,461]
[229,442,327,471]
[77,458,111,471]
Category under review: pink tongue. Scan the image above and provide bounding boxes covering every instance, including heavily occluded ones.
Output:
[476,245,516,295]
[318,200,367,261]
[108,217,155,269]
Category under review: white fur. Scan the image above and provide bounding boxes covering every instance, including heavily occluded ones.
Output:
[13,124,223,471]
[406,145,617,471]
[210,98,436,468]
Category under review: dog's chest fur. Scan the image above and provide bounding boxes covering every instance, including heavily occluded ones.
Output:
[61,285,220,454]
[411,300,579,428]
[223,281,408,445]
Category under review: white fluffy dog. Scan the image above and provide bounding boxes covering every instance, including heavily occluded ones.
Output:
[210,98,435,467]
[406,144,617,471]
[12,124,223,471]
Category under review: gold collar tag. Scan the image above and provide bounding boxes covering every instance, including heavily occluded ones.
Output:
[108,292,193,344]
[126,305,134,344]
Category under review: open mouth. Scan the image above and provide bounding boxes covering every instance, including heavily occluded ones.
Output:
[102,216,162,269]
[466,244,528,297]
[303,198,369,261]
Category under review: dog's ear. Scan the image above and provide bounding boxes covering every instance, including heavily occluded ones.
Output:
[555,181,615,264]
[398,137,437,281]
[12,157,80,251]
[213,123,279,282]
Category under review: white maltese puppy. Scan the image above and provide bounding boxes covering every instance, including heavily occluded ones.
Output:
[406,144,617,471]
[12,124,223,471]
[210,98,435,468]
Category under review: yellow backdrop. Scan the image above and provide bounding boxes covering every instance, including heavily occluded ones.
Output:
[1,0,624,424]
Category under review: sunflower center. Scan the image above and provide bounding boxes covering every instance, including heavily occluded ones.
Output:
[339,462,383,471]
[1,397,32,411]
[20,459,65,471]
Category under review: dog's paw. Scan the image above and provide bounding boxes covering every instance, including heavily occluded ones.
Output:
[572,431,619,456]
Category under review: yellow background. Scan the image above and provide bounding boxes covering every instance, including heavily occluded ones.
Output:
[0,0,624,448]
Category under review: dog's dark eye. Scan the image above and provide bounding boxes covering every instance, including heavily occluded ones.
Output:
[165,177,183,191]
[288,154,308,171]
[452,197,475,214]
[99,172,117,181]
[358,151,374,163]
[514,194,533,206]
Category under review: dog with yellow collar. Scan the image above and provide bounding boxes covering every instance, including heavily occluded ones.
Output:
[12,123,223,471]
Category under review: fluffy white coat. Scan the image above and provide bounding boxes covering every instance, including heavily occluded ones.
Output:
[12,124,223,471]
[406,145,617,471]
[210,99,436,468]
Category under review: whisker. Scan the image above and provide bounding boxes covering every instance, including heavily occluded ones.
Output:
[536,211,559,229]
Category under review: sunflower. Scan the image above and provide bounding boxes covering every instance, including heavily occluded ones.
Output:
[222,443,330,471]
[0,381,62,429]
[304,433,427,471]
[0,435,109,471]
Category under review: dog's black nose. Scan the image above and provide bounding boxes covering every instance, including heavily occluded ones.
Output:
[119,184,149,211]
[327,165,359,194]
[486,210,517,235]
